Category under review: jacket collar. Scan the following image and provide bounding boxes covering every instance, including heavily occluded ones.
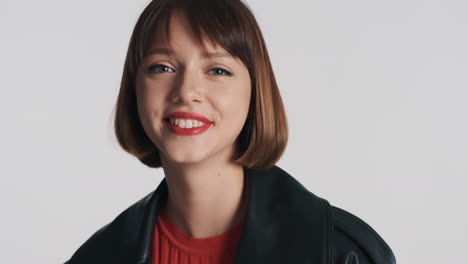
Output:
[134,165,332,264]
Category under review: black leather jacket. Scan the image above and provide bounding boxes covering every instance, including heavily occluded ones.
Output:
[64,165,396,264]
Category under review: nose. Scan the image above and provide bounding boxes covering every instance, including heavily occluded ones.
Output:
[170,67,203,105]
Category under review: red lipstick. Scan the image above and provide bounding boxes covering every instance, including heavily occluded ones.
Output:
[165,111,212,123]
[164,111,213,136]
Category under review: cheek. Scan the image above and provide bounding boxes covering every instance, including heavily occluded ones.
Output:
[234,78,252,115]
[214,80,251,123]
[136,82,169,127]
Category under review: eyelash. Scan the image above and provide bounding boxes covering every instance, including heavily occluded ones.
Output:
[147,64,233,76]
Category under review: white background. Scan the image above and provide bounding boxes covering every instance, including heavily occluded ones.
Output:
[1,0,467,263]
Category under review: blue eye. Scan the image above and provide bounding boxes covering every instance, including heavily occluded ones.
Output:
[209,67,233,76]
[148,64,174,73]
[147,64,232,76]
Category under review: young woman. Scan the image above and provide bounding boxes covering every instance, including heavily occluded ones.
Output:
[65,0,396,263]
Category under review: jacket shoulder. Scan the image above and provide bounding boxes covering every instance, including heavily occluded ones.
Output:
[64,191,155,264]
[331,205,396,264]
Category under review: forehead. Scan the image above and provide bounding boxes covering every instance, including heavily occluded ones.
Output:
[145,47,233,61]
[140,8,252,71]
[148,10,223,52]
[144,14,236,62]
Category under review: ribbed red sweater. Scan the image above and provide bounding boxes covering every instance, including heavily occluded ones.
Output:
[152,206,243,264]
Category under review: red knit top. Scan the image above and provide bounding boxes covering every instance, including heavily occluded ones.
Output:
[152,206,243,264]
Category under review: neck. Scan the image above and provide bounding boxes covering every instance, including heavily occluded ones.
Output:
[160,155,248,239]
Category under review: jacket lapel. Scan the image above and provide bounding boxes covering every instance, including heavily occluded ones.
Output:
[134,165,332,264]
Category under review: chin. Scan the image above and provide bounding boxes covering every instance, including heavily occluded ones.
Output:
[162,149,211,165]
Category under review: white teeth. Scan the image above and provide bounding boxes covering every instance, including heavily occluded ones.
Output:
[168,118,207,128]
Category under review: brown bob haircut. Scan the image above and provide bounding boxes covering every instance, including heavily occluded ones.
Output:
[113,0,288,170]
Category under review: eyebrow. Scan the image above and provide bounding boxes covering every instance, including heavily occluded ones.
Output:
[145,47,232,59]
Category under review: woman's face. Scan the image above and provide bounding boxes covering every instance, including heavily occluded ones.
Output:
[135,9,251,166]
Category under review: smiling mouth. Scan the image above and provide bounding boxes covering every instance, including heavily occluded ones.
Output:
[164,111,212,123]
[163,119,212,136]
[163,118,210,129]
